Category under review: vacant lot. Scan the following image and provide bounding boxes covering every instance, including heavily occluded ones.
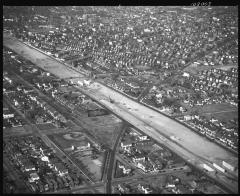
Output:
[76,153,104,182]
[197,103,237,114]
[3,125,32,137]
[204,111,238,122]
[85,114,122,126]
[37,123,56,130]
[49,130,105,182]
[84,121,123,149]
[3,35,82,79]
[194,103,238,122]
[49,131,87,150]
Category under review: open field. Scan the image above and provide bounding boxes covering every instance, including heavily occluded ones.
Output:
[83,121,123,149]
[95,186,105,193]
[4,35,238,193]
[76,153,104,181]
[193,103,238,122]
[65,120,79,129]
[36,122,56,130]
[48,131,105,181]
[3,125,33,137]
[203,111,238,122]
[84,114,122,126]
[48,131,88,150]
[196,103,237,114]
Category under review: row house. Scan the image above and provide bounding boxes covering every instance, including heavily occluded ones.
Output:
[137,184,153,194]
[119,164,131,174]
[136,160,154,173]
[121,140,133,151]
[133,155,146,163]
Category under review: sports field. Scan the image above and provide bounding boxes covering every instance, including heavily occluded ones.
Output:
[195,103,238,122]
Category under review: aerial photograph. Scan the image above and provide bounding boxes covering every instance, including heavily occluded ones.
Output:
[3,6,238,194]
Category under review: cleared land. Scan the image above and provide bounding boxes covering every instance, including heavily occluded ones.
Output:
[4,35,238,192]
[205,111,238,122]
[36,122,56,130]
[75,154,103,181]
[194,103,238,122]
[196,103,237,114]
[81,116,123,149]
[3,125,33,137]
[49,131,88,150]
[48,131,104,181]
[3,35,81,79]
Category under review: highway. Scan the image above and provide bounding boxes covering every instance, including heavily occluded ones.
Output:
[3,35,238,193]
[105,124,127,193]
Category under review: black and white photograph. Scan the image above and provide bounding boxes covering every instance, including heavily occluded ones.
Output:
[3,5,238,194]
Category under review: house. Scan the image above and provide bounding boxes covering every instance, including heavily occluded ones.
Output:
[28,94,37,102]
[3,112,14,119]
[41,155,50,162]
[75,142,91,151]
[136,160,153,172]
[166,183,176,188]
[133,155,146,162]
[118,184,125,193]
[29,172,40,183]
[24,162,36,172]
[54,162,68,176]
[37,99,47,108]
[119,164,131,174]
[184,115,192,121]
[183,72,190,77]
[48,107,58,118]
[149,157,163,170]
[138,135,148,141]
[23,87,34,94]
[121,140,133,150]
[138,184,153,194]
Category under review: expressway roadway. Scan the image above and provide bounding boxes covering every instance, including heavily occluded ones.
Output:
[3,34,238,193]
[105,124,127,193]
